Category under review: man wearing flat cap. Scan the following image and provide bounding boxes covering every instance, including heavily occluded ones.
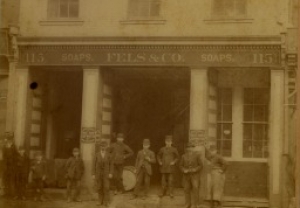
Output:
[132,138,156,199]
[180,142,203,208]
[65,147,84,202]
[109,133,133,195]
[93,141,114,207]
[157,135,179,198]
[2,133,17,198]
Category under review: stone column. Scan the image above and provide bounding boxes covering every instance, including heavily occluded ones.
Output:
[269,69,284,208]
[189,68,208,203]
[5,62,16,133]
[80,67,100,198]
[14,67,29,148]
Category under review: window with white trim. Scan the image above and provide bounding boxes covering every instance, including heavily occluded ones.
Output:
[127,0,161,19]
[48,0,79,19]
[212,0,248,20]
[243,88,269,158]
[217,88,233,157]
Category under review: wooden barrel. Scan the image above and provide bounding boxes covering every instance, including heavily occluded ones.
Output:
[122,166,136,191]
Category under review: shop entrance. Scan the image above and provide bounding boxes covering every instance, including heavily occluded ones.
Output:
[111,67,190,186]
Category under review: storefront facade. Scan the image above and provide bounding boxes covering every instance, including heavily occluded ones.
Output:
[11,36,284,206]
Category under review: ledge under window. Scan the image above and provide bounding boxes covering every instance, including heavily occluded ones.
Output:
[204,18,253,24]
[120,19,166,25]
[39,19,84,26]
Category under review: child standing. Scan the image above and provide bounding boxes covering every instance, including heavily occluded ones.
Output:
[14,146,30,200]
[132,138,156,199]
[205,145,227,208]
[93,141,114,207]
[65,147,84,202]
[31,151,47,201]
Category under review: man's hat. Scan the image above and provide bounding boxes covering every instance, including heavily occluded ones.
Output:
[99,140,108,148]
[143,138,150,145]
[186,142,195,148]
[165,135,173,141]
[73,147,80,153]
[116,133,124,138]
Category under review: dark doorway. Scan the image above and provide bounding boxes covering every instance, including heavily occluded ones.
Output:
[112,67,190,187]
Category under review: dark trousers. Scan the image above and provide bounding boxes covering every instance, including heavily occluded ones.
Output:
[15,172,28,197]
[32,178,44,199]
[113,164,123,191]
[134,168,150,196]
[161,173,174,194]
[3,170,15,197]
[96,174,110,205]
[66,179,81,200]
[182,173,199,207]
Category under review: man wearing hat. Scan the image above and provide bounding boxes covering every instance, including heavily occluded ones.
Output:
[180,142,203,208]
[14,146,30,200]
[109,133,133,194]
[31,150,47,201]
[205,145,227,208]
[132,138,156,199]
[93,140,114,207]
[157,135,179,198]
[2,133,17,198]
[65,147,84,202]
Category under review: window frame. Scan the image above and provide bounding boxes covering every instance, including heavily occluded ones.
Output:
[47,0,80,20]
[127,0,162,20]
[211,0,248,20]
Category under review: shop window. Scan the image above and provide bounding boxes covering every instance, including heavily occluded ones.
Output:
[212,0,247,20]
[128,0,161,19]
[48,0,79,19]
[217,88,232,157]
[243,88,269,158]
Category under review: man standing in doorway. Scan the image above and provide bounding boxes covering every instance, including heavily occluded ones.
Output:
[157,135,179,198]
[109,133,133,195]
[180,142,203,208]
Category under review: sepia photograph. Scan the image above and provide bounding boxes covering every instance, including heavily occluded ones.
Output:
[0,0,299,208]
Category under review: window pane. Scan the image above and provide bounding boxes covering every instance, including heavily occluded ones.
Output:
[244,105,253,121]
[224,0,234,17]
[235,0,247,16]
[222,140,232,157]
[69,0,79,17]
[243,124,252,141]
[48,0,59,18]
[253,124,265,140]
[150,1,160,17]
[253,106,266,121]
[60,0,69,17]
[253,141,263,158]
[213,0,225,16]
[223,123,232,140]
[244,88,253,104]
[222,105,232,121]
[243,140,252,158]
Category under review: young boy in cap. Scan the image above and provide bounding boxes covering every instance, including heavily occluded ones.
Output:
[109,133,133,194]
[205,145,227,208]
[132,138,156,199]
[93,141,114,207]
[157,135,179,198]
[180,142,203,208]
[31,151,47,201]
[65,147,84,202]
[14,146,30,200]
[2,134,17,198]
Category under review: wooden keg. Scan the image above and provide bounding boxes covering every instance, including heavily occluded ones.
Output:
[122,166,137,191]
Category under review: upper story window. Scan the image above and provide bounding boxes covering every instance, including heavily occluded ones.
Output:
[212,0,247,20]
[48,0,79,19]
[128,0,161,20]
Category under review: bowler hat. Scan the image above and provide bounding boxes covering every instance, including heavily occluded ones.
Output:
[117,133,124,138]
[165,135,173,141]
[73,147,80,153]
[143,138,150,145]
[99,140,108,147]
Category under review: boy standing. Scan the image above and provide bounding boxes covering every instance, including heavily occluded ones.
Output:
[109,133,133,194]
[31,151,47,201]
[180,142,203,208]
[2,135,17,198]
[93,141,114,207]
[157,135,179,198]
[132,139,156,199]
[205,145,227,208]
[14,146,30,200]
[65,147,84,202]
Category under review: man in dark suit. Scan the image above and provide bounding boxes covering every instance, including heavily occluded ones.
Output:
[131,139,156,199]
[157,135,179,198]
[93,141,114,207]
[109,133,133,195]
[65,147,84,202]
[180,142,203,208]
